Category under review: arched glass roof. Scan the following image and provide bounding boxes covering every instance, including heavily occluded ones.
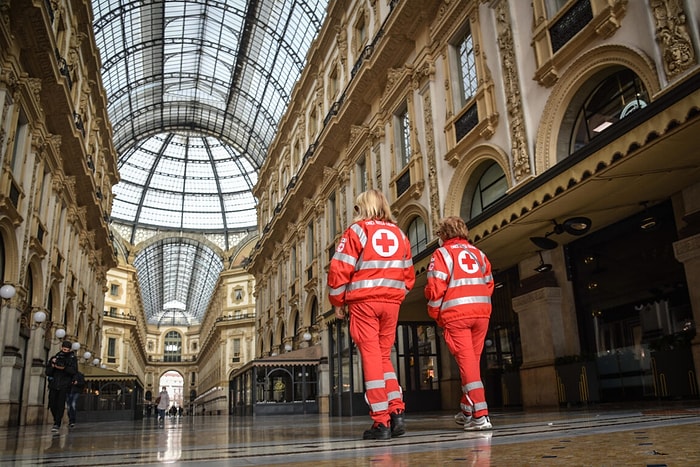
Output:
[133,238,223,325]
[92,0,328,325]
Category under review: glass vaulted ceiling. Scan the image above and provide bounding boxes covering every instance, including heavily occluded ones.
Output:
[92,0,328,325]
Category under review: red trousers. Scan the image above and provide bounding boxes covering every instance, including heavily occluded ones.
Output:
[349,301,405,426]
[443,317,489,418]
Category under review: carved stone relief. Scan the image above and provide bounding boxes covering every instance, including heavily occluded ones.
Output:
[495,2,531,182]
[650,0,696,78]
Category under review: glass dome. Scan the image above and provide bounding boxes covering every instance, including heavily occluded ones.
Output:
[91,0,329,325]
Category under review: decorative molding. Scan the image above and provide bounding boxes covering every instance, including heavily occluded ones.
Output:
[495,2,531,182]
[512,286,562,310]
[422,90,441,231]
[650,0,696,79]
[673,234,700,262]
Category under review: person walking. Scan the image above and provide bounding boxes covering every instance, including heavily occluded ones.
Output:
[424,216,495,431]
[46,341,78,432]
[156,386,170,422]
[328,189,415,440]
[66,370,86,428]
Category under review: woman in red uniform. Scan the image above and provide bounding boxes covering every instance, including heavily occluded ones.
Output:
[425,216,494,431]
[328,189,415,440]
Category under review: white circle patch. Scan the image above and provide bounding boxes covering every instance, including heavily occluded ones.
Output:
[372,229,399,257]
[457,250,480,274]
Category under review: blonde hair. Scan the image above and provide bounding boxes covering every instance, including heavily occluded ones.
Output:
[353,189,395,223]
[436,216,469,241]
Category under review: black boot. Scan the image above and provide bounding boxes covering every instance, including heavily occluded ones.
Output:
[362,423,391,440]
[390,411,405,437]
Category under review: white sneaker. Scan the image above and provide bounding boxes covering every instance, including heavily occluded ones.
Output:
[454,412,472,426]
[465,416,492,431]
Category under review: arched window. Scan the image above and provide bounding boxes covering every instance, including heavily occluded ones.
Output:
[163,331,182,362]
[406,216,428,256]
[568,68,649,154]
[463,162,507,219]
[310,296,318,327]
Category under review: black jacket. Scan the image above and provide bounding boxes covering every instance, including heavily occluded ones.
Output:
[46,350,78,390]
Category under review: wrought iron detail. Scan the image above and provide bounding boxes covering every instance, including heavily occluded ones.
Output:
[55,49,72,89]
[454,103,479,142]
[396,170,411,198]
[549,0,593,54]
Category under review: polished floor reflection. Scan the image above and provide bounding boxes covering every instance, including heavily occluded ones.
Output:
[0,403,699,466]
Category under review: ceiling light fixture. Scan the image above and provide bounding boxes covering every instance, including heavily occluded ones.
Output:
[534,251,552,273]
[529,216,593,250]
[639,201,658,231]
[593,121,613,132]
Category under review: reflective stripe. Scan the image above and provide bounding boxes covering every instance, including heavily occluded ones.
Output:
[441,295,491,310]
[437,247,453,273]
[463,381,484,393]
[473,401,488,412]
[347,278,407,291]
[427,269,448,281]
[328,285,347,297]
[460,403,473,414]
[370,401,389,412]
[366,380,385,390]
[357,259,411,270]
[387,390,402,401]
[333,252,357,267]
[465,393,474,407]
[350,224,367,247]
[384,372,397,381]
[427,299,442,308]
[451,277,490,287]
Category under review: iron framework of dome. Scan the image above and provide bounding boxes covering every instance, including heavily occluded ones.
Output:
[91,0,329,325]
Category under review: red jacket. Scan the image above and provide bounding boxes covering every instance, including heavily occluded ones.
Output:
[328,219,415,306]
[424,238,494,326]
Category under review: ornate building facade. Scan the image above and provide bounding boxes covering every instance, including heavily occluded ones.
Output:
[0,0,118,425]
[2,0,700,427]
[249,0,700,414]
[0,0,258,426]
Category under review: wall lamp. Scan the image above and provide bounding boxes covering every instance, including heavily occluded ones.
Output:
[534,251,552,273]
[32,309,48,329]
[55,328,67,341]
[0,284,16,302]
[529,217,592,250]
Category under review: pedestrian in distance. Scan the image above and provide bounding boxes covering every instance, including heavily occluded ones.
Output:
[46,341,78,432]
[67,370,86,428]
[425,216,495,431]
[156,386,170,423]
[328,189,416,440]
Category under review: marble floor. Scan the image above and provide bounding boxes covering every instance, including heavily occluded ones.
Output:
[0,403,699,466]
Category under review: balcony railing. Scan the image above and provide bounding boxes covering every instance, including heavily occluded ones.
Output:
[550,0,592,53]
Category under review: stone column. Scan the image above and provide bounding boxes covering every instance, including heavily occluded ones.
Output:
[673,233,700,394]
[512,287,569,407]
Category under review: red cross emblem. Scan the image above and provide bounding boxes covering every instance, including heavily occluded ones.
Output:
[457,250,479,274]
[372,229,399,257]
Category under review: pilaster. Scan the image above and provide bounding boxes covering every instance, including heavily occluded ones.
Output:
[512,287,566,407]
[673,233,700,396]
